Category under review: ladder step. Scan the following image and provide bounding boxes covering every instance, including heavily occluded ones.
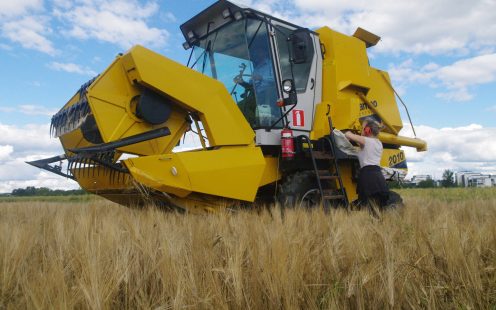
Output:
[322,194,345,200]
[320,175,339,180]
[311,151,334,159]
[316,169,331,175]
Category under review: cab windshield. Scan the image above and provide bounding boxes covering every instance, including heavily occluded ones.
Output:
[192,18,282,128]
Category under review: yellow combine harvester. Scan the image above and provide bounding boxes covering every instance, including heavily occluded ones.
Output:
[28,1,426,212]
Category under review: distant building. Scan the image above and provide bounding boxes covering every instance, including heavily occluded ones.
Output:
[456,171,495,188]
[456,171,471,186]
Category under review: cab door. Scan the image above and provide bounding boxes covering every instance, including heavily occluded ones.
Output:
[270,22,323,135]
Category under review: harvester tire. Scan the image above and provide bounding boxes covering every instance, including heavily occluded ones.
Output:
[278,171,320,208]
[385,190,404,209]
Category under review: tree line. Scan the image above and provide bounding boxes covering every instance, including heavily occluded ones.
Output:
[5,170,458,195]
[389,169,457,189]
[8,186,86,196]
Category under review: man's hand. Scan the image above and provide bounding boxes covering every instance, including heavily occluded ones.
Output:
[233,75,244,84]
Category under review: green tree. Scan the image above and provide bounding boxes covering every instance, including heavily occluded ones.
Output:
[441,169,456,187]
[11,187,86,196]
[388,180,414,189]
[418,179,436,188]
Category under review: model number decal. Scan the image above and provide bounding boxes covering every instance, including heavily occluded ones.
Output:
[360,100,378,111]
[388,152,405,166]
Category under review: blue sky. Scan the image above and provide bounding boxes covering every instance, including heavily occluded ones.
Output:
[0,0,495,192]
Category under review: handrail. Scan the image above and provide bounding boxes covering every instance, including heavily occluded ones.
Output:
[356,92,399,135]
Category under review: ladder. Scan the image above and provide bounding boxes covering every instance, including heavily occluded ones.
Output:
[301,117,349,209]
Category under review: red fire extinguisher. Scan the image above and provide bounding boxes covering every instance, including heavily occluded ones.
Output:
[281,127,295,160]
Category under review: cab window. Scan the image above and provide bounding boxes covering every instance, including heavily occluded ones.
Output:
[275,26,314,93]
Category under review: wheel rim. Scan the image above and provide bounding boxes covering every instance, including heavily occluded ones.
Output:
[299,188,320,208]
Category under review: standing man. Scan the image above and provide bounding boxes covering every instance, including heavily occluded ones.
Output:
[345,117,390,209]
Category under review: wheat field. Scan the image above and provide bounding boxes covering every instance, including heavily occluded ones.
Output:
[0,188,495,309]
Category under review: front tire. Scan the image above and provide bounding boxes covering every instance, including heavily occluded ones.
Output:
[385,190,404,209]
[278,171,320,208]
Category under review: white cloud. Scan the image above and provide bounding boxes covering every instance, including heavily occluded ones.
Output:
[0,0,43,18]
[0,107,13,113]
[0,43,13,51]
[0,104,57,116]
[241,0,496,55]
[19,105,57,116]
[435,88,473,102]
[28,81,42,87]
[0,122,77,193]
[400,123,496,179]
[0,145,14,160]
[160,12,177,23]
[388,54,496,102]
[1,16,56,55]
[435,54,496,89]
[54,0,170,49]
[387,59,433,88]
[0,172,79,193]
[0,0,55,56]
[48,62,97,76]
[51,0,72,10]
[0,123,60,154]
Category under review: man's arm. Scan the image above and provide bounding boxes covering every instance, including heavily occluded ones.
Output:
[233,76,252,89]
[345,131,366,146]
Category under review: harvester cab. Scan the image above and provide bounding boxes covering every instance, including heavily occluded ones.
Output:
[28,0,427,212]
[181,1,320,143]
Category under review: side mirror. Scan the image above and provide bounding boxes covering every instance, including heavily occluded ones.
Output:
[281,79,297,106]
[290,29,312,64]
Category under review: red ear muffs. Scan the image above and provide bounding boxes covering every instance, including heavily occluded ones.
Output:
[364,126,372,136]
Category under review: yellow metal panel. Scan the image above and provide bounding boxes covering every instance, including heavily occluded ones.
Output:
[83,44,255,157]
[73,167,134,191]
[364,70,403,134]
[59,129,87,154]
[259,156,281,186]
[86,54,190,156]
[87,59,137,142]
[356,92,398,135]
[309,102,331,140]
[313,27,374,140]
[125,153,193,198]
[177,147,265,201]
[120,45,255,147]
[317,27,371,97]
[314,26,416,153]
[338,162,358,202]
[124,146,266,202]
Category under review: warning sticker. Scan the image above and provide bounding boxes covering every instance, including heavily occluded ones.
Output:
[292,109,305,127]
